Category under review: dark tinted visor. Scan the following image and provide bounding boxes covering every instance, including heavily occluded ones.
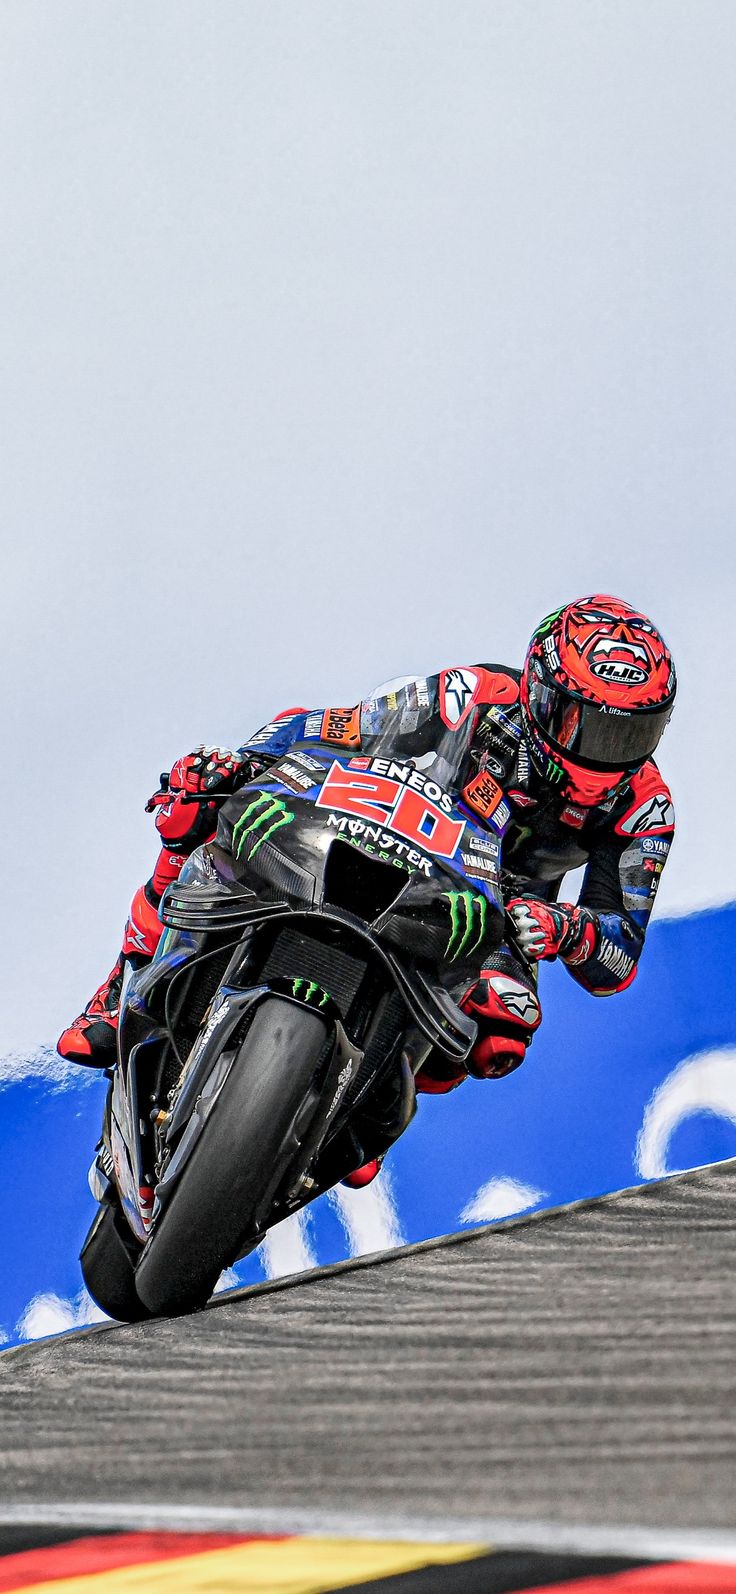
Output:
[527,671,672,768]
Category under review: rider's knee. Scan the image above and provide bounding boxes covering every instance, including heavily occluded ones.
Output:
[461,965,542,1081]
[121,883,163,960]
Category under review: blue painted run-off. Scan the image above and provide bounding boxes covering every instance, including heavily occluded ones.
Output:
[2,902,735,1349]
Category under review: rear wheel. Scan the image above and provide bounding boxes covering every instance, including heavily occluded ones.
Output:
[134,997,329,1317]
[80,1199,150,1323]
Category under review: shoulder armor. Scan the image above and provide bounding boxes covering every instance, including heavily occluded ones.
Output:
[615,760,675,837]
[474,666,520,707]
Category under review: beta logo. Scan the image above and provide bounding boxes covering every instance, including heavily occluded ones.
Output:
[317,761,464,860]
[321,706,361,748]
[462,770,504,821]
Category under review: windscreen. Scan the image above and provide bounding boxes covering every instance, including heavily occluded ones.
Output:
[359,676,476,797]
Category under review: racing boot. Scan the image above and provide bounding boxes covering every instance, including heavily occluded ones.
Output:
[57,882,163,1068]
[57,954,125,1068]
[342,1157,383,1189]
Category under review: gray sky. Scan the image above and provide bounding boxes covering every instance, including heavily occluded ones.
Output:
[2,1,734,1053]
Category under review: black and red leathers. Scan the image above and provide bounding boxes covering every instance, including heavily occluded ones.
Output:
[58,672,674,1086]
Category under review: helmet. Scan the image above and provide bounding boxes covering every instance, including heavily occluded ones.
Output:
[520,595,676,805]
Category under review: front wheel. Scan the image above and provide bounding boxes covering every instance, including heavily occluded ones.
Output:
[134,997,329,1318]
[80,1199,150,1323]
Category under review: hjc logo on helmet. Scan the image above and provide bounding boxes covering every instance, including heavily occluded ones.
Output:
[563,599,669,695]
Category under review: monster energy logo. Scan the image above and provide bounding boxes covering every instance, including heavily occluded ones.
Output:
[545,757,565,785]
[292,977,330,1007]
[535,606,564,639]
[232,791,295,860]
[443,891,487,961]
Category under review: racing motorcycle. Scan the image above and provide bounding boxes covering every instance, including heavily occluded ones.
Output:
[80,682,510,1321]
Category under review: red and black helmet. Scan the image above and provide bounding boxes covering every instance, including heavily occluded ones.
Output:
[520,595,676,805]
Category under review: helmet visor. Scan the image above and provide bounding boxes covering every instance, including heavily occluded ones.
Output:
[527,670,673,768]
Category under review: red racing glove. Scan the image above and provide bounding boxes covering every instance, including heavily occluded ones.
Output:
[147,746,251,846]
[506,897,598,965]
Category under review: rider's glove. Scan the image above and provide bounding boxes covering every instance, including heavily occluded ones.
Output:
[147,747,251,847]
[506,897,598,965]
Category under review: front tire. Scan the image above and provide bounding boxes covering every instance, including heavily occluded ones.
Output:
[80,1199,150,1323]
[134,997,329,1317]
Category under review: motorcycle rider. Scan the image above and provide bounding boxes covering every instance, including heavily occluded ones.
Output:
[58,595,676,1176]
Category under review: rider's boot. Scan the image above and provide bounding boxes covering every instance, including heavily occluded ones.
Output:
[342,1157,383,1189]
[57,883,164,1068]
[57,954,126,1068]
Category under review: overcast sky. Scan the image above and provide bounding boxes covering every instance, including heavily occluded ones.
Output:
[2,1,734,1054]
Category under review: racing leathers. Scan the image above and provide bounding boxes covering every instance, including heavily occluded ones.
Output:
[57,666,674,1093]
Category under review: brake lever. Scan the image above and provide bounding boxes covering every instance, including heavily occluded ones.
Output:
[503,907,536,975]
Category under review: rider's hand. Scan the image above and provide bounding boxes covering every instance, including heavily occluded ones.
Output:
[506,897,597,964]
[147,747,250,846]
[146,747,246,810]
[169,746,247,796]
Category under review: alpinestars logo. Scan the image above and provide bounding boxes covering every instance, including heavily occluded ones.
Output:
[620,794,675,836]
[443,890,488,961]
[232,792,295,859]
[439,668,478,729]
[488,974,540,1027]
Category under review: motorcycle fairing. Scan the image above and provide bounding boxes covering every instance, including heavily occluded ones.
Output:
[109,689,508,1242]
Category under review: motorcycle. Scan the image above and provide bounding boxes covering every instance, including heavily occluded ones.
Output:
[80,688,510,1321]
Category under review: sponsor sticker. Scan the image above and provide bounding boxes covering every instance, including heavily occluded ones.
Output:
[325,813,432,877]
[543,636,561,671]
[462,770,504,821]
[460,849,498,883]
[248,714,300,747]
[350,757,454,814]
[317,760,464,859]
[484,703,523,741]
[560,803,587,829]
[321,706,361,748]
[273,760,318,795]
[468,832,500,858]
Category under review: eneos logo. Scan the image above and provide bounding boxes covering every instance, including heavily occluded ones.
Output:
[316,760,464,860]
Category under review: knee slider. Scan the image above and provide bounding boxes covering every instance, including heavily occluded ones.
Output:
[465,973,541,1035]
[462,972,541,1081]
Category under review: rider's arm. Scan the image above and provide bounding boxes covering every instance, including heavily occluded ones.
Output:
[563,764,675,996]
[506,762,674,996]
[238,679,442,764]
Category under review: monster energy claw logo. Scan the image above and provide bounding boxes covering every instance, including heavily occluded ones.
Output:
[292,977,331,1008]
[293,975,331,1001]
[232,791,295,859]
[443,891,487,961]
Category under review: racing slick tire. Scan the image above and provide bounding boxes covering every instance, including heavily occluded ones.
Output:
[80,1198,150,1324]
[134,998,329,1318]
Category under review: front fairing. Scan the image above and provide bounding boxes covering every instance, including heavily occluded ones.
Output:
[214,730,508,979]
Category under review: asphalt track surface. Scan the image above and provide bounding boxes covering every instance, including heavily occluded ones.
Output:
[1,1161,735,1556]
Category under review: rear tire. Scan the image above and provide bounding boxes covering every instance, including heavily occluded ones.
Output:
[80,1200,150,1323]
[134,997,329,1318]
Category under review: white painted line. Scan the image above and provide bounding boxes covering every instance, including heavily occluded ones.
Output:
[1,1502,736,1564]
